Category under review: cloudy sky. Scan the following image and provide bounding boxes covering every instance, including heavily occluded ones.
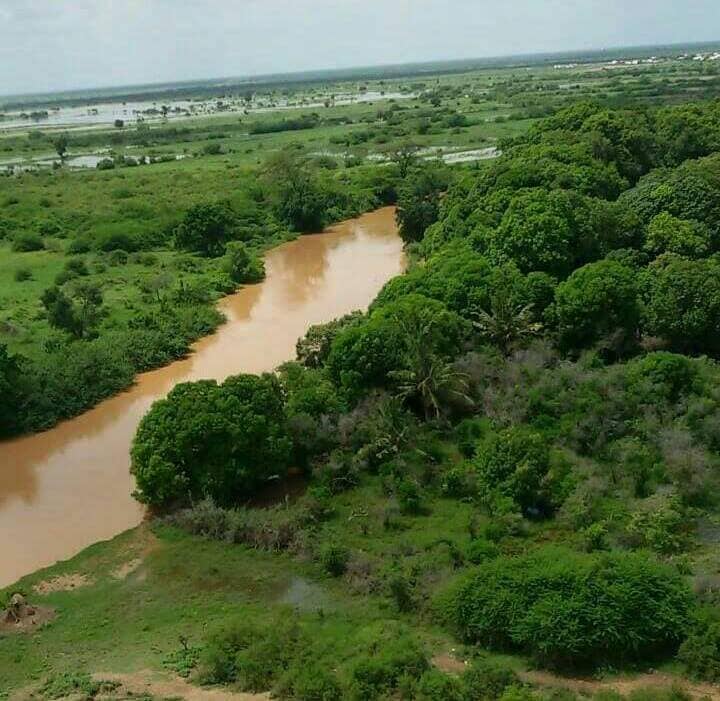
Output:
[0,0,718,95]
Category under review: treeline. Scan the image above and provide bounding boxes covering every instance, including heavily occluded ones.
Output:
[131,97,720,691]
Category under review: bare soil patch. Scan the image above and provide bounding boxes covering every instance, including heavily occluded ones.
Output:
[1,594,55,636]
[521,669,720,700]
[33,573,92,595]
[111,558,143,580]
[93,670,270,700]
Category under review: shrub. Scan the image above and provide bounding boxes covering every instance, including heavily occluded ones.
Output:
[440,546,693,669]
[460,658,520,700]
[678,612,720,682]
[198,618,303,690]
[466,538,499,564]
[14,266,32,282]
[12,232,44,252]
[348,627,429,700]
[474,426,551,516]
[626,494,690,554]
[224,240,265,283]
[319,543,350,577]
[174,202,238,257]
[414,669,464,700]
[131,373,291,506]
[277,662,343,700]
[643,256,720,355]
[625,352,698,402]
[645,213,711,259]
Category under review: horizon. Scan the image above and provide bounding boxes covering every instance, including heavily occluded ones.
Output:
[1,0,719,97]
[2,38,719,102]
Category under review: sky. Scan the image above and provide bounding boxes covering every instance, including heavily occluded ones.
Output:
[0,0,718,96]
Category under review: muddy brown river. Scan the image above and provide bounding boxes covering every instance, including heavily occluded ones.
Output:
[0,207,404,588]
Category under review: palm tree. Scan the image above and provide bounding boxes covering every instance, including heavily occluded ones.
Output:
[471,290,542,356]
[390,315,471,420]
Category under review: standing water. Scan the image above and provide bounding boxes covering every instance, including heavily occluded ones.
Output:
[0,207,404,587]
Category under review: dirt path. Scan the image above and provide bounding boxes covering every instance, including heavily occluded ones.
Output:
[521,669,720,700]
[93,671,270,701]
[432,653,720,700]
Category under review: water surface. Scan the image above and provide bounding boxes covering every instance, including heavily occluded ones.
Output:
[0,208,403,587]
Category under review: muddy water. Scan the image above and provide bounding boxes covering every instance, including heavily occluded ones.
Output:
[0,207,404,587]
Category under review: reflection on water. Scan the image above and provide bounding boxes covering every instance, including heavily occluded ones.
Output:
[0,207,404,587]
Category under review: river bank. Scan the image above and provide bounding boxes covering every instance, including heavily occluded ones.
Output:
[0,207,404,588]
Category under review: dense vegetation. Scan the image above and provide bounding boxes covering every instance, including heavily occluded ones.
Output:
[0,156,400,437]
[6,52,720,700]
[108,97,720,698]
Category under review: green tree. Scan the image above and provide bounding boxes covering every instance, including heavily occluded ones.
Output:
[554,259,640,352]
[327,295,467,399]
[489,189,576,277]
[224,241,264,284]
[0,344,24,437]
[474,426,551,515]
[41,283,103,340]
[264,151,327,232]
[644,212,711,259]
[131,374,291,506]
[53,134,68,161]
[174,202,237,257]
[643,255,720,354]
[395,166,449,243]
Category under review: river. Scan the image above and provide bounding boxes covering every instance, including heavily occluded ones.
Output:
[0,207,404,588]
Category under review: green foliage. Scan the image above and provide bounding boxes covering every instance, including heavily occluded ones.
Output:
[396,166,450,243]
[643,255,720,354]
[41,282,104,339]
[440,546,692,669]
[678,611,720,682]
[276,662,343,701]
[645,213,711,259]
[474,426,552,516]
[460,658,520,701]
[348,625,429,700]
[327,294,467,400]
[39,672,116,701]
[131,373,291,506]
[414,668,464,701]
[296,312,364,369]
[174,202,238,257]
[12,231,44,252]
[198,618,300,689]
[224,240,265,283]
[265,151,329,232]
[554,259,640,353]
[319,543,350,577]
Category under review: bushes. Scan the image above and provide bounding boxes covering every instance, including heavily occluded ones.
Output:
[223,241,265,284]
[473,426,551,516]
[440,546,692,669]
[198,618,303,690]
[319,543,350,577]
[131,373,291,506]
[12,231,44,252]
[348,626,429,700]
[678,612,720,682]
[174,202,238,257]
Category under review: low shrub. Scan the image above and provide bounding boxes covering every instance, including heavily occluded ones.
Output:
[12,232,44,252]
[439,546,692,669]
